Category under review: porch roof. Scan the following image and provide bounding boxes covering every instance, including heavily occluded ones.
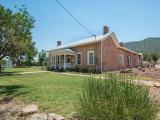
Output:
[52,49,76,55]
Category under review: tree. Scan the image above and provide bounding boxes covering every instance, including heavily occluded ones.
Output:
[151,52,159,65]
[143,53,152,62]
[38,50,47,66]
[0,5,36,71]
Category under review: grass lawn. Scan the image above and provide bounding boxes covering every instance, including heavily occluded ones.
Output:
[0,72,86,116]
[3,66,44,73]
[0,67,156,117]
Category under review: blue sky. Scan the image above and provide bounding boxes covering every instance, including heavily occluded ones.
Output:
[1,0,160,51]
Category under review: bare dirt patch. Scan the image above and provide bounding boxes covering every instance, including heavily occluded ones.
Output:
[133,67,160,81]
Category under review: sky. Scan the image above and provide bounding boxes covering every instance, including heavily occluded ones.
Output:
[0,0,160,51]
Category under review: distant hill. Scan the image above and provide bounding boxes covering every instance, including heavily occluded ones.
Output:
[125,37,160,53]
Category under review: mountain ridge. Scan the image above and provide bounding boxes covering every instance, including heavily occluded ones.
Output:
[125,37,160,53]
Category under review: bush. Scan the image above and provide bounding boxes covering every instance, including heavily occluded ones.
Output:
[151,52,159,65]
[58,67,65,72]
[47,66,55,71]
[67,68,75,72]
[75,66,80,72]
[89,66,101,74]
[77,73,158,120]
[81,67,88,73]
[89,67,97,73]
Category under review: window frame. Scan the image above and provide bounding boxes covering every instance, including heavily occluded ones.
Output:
[128,56,132,67]
[87,51,95,65]
[120,54,124,66]
[76,52,82,65]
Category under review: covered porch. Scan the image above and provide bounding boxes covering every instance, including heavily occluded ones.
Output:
[52,49,76,69]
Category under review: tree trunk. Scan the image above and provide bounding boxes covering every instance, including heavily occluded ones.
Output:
[153,61,156,67]
[17,59,21,67]
[0,63,2,73]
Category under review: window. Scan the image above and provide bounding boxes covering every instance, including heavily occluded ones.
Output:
[120,54,124,66]
[128,56,132,67]
[76,52,82,65]
[88,51,94,65]
[66,57,71,63]
[137,56,139,66]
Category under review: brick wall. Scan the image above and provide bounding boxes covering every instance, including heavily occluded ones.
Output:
[72,42,101,71]
[102,36,142,71]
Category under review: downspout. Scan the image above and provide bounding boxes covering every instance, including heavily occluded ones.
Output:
[101,41,103,72]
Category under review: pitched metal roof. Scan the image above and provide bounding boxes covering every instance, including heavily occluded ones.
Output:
[48,32,142,56]
[49,32,112,51]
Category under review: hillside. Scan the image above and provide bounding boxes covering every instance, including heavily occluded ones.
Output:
[125,37,160,53]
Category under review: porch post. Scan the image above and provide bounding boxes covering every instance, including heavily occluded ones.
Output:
[74,54,76,68]
[59,55,61,69]
[64,54,66,69]
[54,55,56,69]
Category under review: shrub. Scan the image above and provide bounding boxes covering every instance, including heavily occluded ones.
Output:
[81,67,88,73]
[58,67,65,72]
[89,66,101,74]
[47,66,55,71]
[67,68,75,72]
[75,66,80,72]
[151,52,159,65]
[77,73,158,120]
[89,67,97,73]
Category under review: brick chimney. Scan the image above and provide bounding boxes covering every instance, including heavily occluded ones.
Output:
[57,41,61,46]
[103,26,109,35]
[120,42,125,47]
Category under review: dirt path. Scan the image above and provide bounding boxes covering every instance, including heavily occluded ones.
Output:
[58,71,160,86]
[133,68,160,81]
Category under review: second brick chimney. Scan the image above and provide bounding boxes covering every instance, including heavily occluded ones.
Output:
[57,41,61,46]
[103,26,109,35]
[120,42,125,47]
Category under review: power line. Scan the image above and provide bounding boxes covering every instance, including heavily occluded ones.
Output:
[55,0,96,37]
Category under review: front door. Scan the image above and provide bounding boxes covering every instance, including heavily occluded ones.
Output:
[56,56,59,69]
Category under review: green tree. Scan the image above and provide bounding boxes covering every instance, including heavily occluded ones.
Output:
[0,5,36,71]
[143,53,152,62]
[151,52,159,65]
[38,50,47,66]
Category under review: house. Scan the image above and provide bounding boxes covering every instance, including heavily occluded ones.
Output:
[48,26,143,72]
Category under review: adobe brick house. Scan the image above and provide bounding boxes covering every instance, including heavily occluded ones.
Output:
[48,26,143,72]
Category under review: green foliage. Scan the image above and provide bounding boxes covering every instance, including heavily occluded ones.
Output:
[125,37,160,54]
[0,4,36,68]
[75,66,81,72]
[142,52,159,64]
[143,52,152,62]
[58,67,65,72]
[0,59,5,72]
[77,74,158,120]
[24,60,39,66]
[151,52,159,64]
[81,67,88,73]
[88,66,101,74]
[38,49,47,66]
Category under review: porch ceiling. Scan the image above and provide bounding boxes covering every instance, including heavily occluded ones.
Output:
[53,49,76,55]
